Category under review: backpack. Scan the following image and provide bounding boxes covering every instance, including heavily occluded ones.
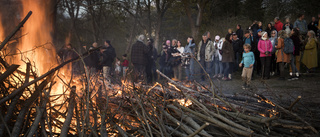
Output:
[283,38,294,54]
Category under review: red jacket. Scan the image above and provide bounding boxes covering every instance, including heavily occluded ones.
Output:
[122,59,129,67]
[274,21,283,32]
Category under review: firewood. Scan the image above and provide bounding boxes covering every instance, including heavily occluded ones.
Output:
[187,122,209,137]
[0,64,19,83]
[60,86,76,137]
[288,96,301,111]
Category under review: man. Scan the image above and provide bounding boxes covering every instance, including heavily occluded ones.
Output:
[294,14,308,38]
[100,40,116,80]
[236,24,243,40]
[170,39,181,80]
[274,17,283,32]
[146,38,158,83]
[308,17,319,36]
[197,32,215,81]
[232,33,242,72]
[131,35,150,82]
[85,42,100,74]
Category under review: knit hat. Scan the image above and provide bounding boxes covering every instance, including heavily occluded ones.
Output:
[257,29,262,33]
[215,35,220,40]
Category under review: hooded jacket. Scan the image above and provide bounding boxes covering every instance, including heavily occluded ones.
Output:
[258,32,273,57]
[274,20,284,32]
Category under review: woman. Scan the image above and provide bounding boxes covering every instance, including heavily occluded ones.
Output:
[289,28,301,79]
[183,37,196,81]
[265,23,275,37]
[213,35,224,79]
[269,30,278,76]
[258,31,273,79]
[301,30,318,73]
[174,40,184,80]
[275,30,290,80]
[221,33,234,81]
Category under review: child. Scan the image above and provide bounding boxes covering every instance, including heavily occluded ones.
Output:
[122,54,129,77]
[115,57,121,76]
[239,44,255,89]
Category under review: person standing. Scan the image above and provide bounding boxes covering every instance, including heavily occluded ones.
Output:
[184,37,196,81]
[301,30,318,73]
[282,18,293,32]
[131,35,149,82]
[212,35,224,79]
[274,17,284,32]
[236,24,244,41]
[239,44,255,89]
[100,40,116,80]
[269,30,278,76]
[197,32,215,81]
[265,23,275,38]
[171,39,181,81]
[275,30,290,80]
[308,17,319,36]
[175,40,184,80]
[146,38,158,83]
[294,14,308,39]
[258,31,273,79]
[288,28,301,80]
[232,33,242,72]
[221,33,234,81]
[86,42,100,75]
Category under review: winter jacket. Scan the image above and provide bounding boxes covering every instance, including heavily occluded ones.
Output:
[276,38,290,63]
[282,23,293,30]
[197,40,215,62]
[232,38,243,53]
[258,39,273,57]
[212,40,223,61]
[308,21,319,36]
[294,19,308,35]
[269,31,278,54]
[274,21,284,32]
[100,46,116,67]
[131,40,149,65]
[290,35,301,56]
[302,38,318,69]
[221,40,234,63]
[86,48,100,68]
[236,29,244,40]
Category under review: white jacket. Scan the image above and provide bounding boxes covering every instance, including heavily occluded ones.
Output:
[212,39,224,61]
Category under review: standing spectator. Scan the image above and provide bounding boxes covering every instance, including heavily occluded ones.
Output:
[212,35,224,79]
[146,38,158,83]
[197,32,215,81]
[131,35,149,82]
[171,39,181,81]
[86,42,100,75]
[184,37,196,81]
[301,30,318,73]
[318,13,320,30]
[288,28,301,80]
[282,17,293,32]
[250,21,259,38]
[265,23,275,38]
[243,30,254,46]
[228,28,233,35]
[308,17,319,36]
[239,44,255,89]
[294,14,308,38]
[122,54,129,78]
[258,21,263,30]
[175,40,184,80]
[269,30,278,76]
[258,31,273,79]
[159,44,172,78]
[221,33,234,81]
[236,24,244,40]
[275,30,290,80]
[114,57,121,77]
[232,33,242,72]
[100,40,116,80]
[274,17,284,32]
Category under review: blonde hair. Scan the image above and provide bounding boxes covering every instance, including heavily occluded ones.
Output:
[308,30,317,42]
[278,30,288,39]
[243,43,251,50]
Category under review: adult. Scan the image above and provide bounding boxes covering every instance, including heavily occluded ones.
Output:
[275,30,290,80]
[86,42,100,74]
[131,35,149,82]
[282,17,293,32]
[221,33,234,81]
[232,33,242,72]
[212,35,224,79]
[308,17,319,36]
[170,39,181,80]
[274,17,284,32]
[197,32,215,81]
[172,40,184,80]
[265,23,275,38]
[100,40,116,80]
[243,30,254,46]
[184,37,196,81]
[250,21,259,38]
[269,30,278,76]
[318,13,320,30]
[258,31,273,79]
[301,30,318,73]
[146,38,158,83]
[236,24,244,40]
[294,14,308,38]
[159,44,172,78]
[288,28,301,80]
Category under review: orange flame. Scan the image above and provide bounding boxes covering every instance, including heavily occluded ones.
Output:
[0,14,4,41]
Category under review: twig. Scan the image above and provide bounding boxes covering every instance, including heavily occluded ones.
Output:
[187,122,209,137]
[288,96,301,111]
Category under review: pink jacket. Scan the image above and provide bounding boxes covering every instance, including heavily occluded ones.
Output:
[258,39,273,57]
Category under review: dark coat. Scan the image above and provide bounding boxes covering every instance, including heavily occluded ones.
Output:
[290,35,302,56]
[131,40,149,65]
[265,27,275,37]
[221,40,235,63]
[232,38,242,53]
[100,46,116,67]
[236,29,243,40]
[86,48,100,68]
[308,21,319,36]
[282,23,293,30]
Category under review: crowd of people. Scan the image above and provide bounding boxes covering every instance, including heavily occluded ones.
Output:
[58,13,320,88]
